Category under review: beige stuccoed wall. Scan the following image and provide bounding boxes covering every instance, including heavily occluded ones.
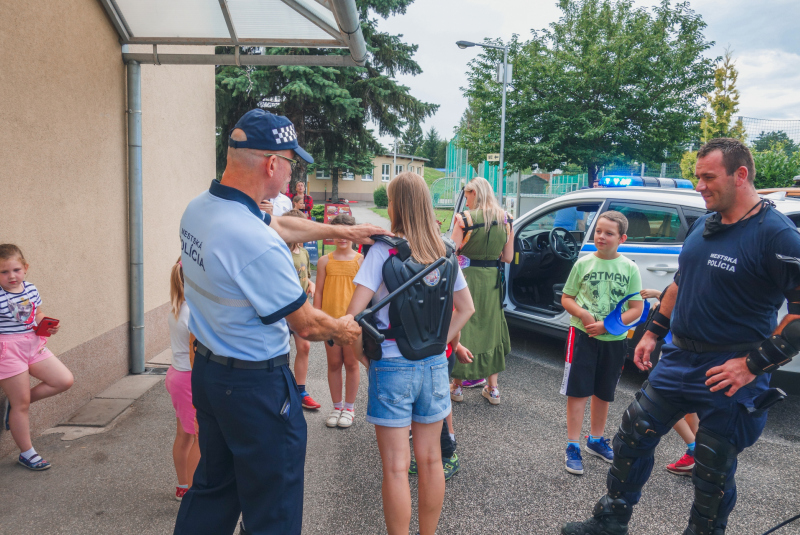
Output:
[308,155,426,201]
[0,0,214,454]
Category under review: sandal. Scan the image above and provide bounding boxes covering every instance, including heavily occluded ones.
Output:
[482,385,500,405]
[18,454,51,471]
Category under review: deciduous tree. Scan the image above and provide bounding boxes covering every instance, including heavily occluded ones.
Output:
[459,0,715,187]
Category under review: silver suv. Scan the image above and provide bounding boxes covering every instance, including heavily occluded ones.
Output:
[449,187,800,388]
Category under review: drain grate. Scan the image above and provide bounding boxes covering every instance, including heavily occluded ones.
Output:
[141,367,168,375]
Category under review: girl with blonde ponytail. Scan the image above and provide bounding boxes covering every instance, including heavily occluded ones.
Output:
[165,258,200,501]
[347,172,475,535]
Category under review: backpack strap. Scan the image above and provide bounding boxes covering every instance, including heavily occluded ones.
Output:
[363,235,411,261]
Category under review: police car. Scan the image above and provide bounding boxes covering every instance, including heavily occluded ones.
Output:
[449,178,800,387]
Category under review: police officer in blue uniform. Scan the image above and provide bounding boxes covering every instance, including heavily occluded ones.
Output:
[174,109,389,535]
[562,138,800,535]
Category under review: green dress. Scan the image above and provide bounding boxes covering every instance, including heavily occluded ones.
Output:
[451,210,511,380]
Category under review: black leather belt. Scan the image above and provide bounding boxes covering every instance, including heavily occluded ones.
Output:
[672,335,759,354]
[464,259,501,268]
[195,341,289,370]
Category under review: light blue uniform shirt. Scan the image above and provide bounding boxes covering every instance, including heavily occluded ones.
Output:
[180,180,307,361]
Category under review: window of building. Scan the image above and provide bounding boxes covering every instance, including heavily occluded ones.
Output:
[395,164,404,176]
[362,173,373,181]
[316,168,330,180]
[381,164,390,182]
[343,171,355,181]
[417,166,422,175]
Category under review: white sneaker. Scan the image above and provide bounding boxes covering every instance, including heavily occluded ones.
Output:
[326,408,343,428]
[337,409,355,428]
[450,384,464,402]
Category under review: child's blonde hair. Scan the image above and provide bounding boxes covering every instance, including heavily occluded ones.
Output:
[387,172,446,264]
[0,244,27,266]
[170,257,184,319]
[464,176,504,227]
[284,209,308,251]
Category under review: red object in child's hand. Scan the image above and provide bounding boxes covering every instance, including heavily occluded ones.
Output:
[35,317,59,337]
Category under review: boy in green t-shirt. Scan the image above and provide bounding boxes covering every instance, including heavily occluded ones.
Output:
[559,211,644,476]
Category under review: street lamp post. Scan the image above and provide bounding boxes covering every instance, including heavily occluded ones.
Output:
[457,40,509,206]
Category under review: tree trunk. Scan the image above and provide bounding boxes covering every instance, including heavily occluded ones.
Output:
[331,167,339,203]
[587,163,600,187]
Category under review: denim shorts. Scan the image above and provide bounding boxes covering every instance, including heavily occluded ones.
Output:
[366,353,451,428]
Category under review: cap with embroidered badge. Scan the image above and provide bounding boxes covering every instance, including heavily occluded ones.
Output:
[228,109,313,163]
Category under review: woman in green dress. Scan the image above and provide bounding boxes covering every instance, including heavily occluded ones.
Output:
[450,177,514,404]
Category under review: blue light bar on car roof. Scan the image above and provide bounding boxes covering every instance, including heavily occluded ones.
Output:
[600,176,694,189]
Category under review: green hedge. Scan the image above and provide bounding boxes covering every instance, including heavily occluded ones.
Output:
[310,204,324,222]
[373,185,388,207]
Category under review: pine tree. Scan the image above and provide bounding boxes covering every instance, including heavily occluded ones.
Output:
[215,0,437,201]
[401,122,424,155]
[420,127,441,164]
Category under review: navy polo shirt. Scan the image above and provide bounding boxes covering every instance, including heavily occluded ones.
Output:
[179,180,307,361]
[671,205,800,346]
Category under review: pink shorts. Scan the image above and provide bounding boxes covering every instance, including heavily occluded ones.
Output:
[165,366,196,435]
[0,332,55,381]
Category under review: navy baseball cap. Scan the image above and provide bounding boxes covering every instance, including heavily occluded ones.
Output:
[228,109,313,163]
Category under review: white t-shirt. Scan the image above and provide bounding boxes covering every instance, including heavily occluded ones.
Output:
[0,282,42,334]
[270,193,293,217]
[353,241,467,359]
[168,301,192,372]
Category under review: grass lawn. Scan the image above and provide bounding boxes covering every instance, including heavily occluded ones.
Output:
[424,167,445,187]
[370,207,453,234]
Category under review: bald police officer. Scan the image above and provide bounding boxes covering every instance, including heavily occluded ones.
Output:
[174,110,389,535]
[562,138,800,535]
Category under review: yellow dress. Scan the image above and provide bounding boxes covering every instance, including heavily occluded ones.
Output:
[321,252,362,319]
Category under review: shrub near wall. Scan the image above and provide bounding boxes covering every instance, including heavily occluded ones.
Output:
[374,185,388,207]
[311,204,324,222]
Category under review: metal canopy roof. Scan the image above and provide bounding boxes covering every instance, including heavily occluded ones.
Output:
[99,0,367,66]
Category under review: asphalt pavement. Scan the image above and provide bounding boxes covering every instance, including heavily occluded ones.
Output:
[1,329,799,534]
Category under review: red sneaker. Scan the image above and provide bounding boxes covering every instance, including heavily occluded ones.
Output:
[301,393,321,410]
[666,450,695,476]
[175,486,188,501]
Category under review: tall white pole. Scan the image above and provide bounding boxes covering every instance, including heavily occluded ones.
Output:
[498,45,508,206]
[393,137,397,179]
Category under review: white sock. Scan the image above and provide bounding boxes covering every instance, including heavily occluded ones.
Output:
[344,402,355,412]
[21,448,37,460]
[177,484,188,489]
[449,433,456,442]
[333,401,343,410]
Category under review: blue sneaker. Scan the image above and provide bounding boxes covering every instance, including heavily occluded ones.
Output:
[586,436,614,463]
[565,444,584,475]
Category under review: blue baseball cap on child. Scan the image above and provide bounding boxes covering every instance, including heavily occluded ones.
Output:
[228,109,314,164]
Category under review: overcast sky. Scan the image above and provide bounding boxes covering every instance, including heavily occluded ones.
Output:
[374,0,799,148]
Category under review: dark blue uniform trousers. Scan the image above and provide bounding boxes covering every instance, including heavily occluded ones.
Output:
[617,345,770,528]
[174,353,307,535]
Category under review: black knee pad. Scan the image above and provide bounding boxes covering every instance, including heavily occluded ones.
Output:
[607,398,657,493]
[687,427,738,534]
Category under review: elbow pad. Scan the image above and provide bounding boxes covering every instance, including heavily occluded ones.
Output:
[644,306,670,339]
[746,318,800,375]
